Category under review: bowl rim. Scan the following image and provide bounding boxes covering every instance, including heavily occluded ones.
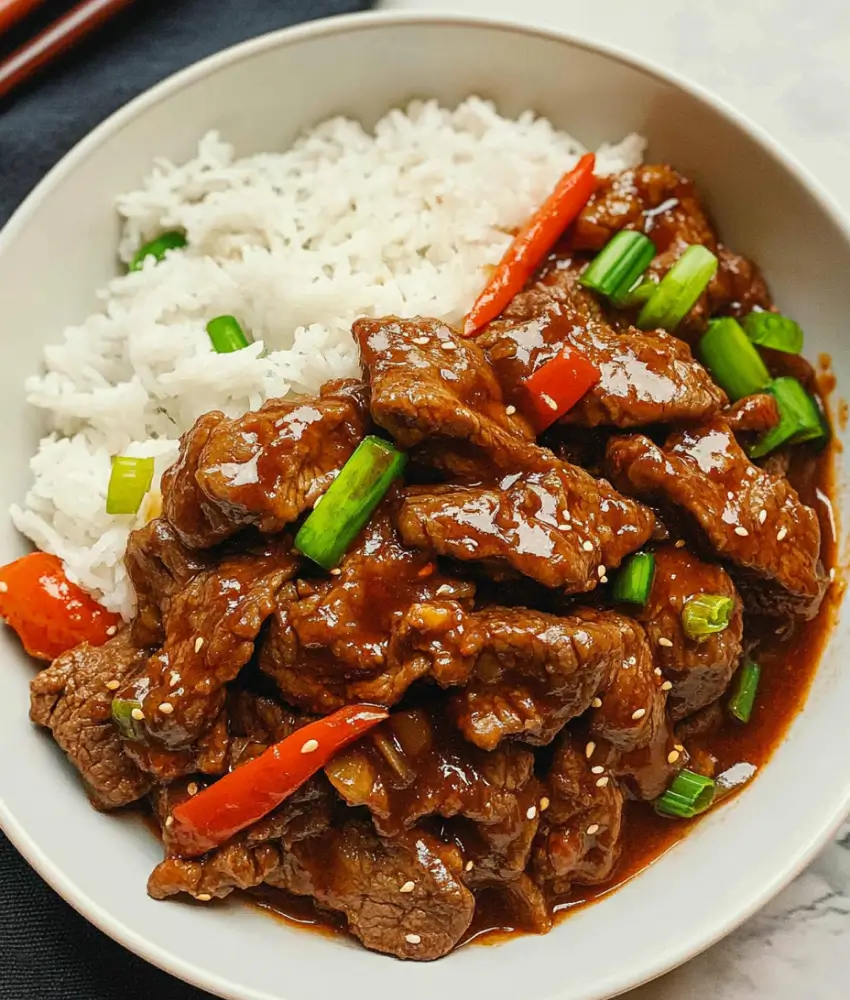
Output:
[2,10,850,1000]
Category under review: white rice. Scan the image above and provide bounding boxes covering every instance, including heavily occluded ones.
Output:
[11,98,644,618]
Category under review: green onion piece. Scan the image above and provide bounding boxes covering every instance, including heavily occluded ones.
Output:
[655,769,716,819]
[295,436,406,570]
[698,317,772,401]
[612,552,655,605]
[618,276,658,308]
[129,231,187,272]
[748,377,828,458]
[681,594,735,643]
[728,661,761,724]
[742,311,803,354]
[106,456,155,515]
[111,698,144,741]
[580,231,656,304]
[637,245,718,330]
[207,315,249,354]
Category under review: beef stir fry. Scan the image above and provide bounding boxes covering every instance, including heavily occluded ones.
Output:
[10,156,837,962]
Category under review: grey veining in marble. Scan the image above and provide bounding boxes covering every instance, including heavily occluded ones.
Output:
[379,0,850,994]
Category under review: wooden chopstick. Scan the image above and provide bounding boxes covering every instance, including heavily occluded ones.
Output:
[0,0,135,102]
[0,0,50,36]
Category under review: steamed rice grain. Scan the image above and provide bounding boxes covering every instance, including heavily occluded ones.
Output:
[11,98,644,617]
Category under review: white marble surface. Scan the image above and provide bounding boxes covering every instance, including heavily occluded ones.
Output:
[377,0,850,995]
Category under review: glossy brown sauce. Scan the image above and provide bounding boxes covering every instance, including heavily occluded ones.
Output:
[247,433,842,950]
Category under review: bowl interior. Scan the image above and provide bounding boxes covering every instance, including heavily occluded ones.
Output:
[0,15,848,1000]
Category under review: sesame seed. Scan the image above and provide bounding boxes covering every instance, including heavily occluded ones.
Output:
[412,337,430,346]
[441,340,457,351]
[654,667,663,676]
[131,708,145,721]
[597,565,607,579]
[196,894,212,902]
[758,509,767,525]
[777,527,788,541]
[674,744,685,753]
[734,526,749,537]
[667,750,681,764]
[187,783,198,796]
[586,823,600,836]
[830,568,836,582]
[194,637,204,653]
[159,702,174,715]
[595,776,610,788]
[541,392,558,410]
[106,680,120,691]
[582,540,594,552]
[301,739,319,754]
[165,816,174,828]
[540,797,550,811]
[661,681,673,692]
[0,582,7,593]
[505,405,517,415]
[435,584,453,596]
[591,765,604,775]
[601,576,608,584]
[405,934,421,945]
[674,539,686,548]
[591,697,603,708]
[658,637,674,648]
[106,625,118,636]
[526,805,537,820]
[631,708,646,721]
[330,568,342,576]
[464,860,474,871]
[400,881,415,893]
[585,741,596,758]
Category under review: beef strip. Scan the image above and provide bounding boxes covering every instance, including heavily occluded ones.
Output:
[724,393,781,434]
[451,606,666,752]
[125,517,209,647]
[397,464,655,593]
[634,545,743,721]
[532,731,625,896]
[259,500,477,713]
[162,379,368,549]
[606,417,826,617]
[478,257,726,427]
[30,630,152,809]
[569,164,771,331]
[325,706,537,837]
[118,541,299,748]
[267,821,475,961]
[354,315,545,476]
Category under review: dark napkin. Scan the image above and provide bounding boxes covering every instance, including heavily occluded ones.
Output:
[0,3,370,996]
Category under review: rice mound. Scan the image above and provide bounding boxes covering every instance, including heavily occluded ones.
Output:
[11,98,644,618]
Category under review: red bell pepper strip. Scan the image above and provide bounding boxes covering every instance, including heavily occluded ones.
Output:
[463,153,597,337]
[169,703,389,857]
[0,552,121,660]
[520,347,601,432]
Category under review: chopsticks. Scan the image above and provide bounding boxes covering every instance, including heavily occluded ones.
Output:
[0,0,135,102]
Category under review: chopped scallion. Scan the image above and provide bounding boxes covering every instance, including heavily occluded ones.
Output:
[295,436,406,570]
[655,769,716,819]
[111,698,144,741]
[619,276,658,308]
[681,594,734,643]
[612,552,655,605]
[748,377,828,458]
[742,311,803,354]
[106,456,155,515]
[207,315,249,354]
[698,317,771,401]
[129,231,187,272]
[637,245,718,330]
[580,231,656,304]
[728,661,761,724]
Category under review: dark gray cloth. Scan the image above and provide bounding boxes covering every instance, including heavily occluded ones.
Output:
[0,3,369,996]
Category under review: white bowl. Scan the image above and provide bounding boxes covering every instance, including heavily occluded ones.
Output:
[0,12,848,1000]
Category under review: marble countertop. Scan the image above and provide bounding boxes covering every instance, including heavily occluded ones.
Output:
[380,0,850,995]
